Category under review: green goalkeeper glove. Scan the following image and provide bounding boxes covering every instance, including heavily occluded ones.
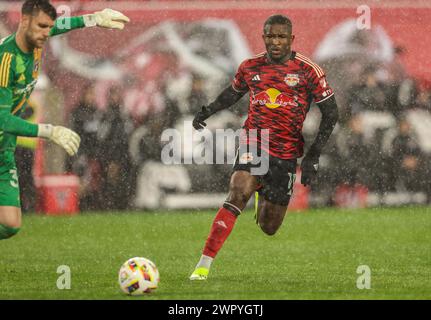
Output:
[83,8,130,30]
[38,124,81,156]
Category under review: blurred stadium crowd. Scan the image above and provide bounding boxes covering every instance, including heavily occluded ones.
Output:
[311,52,431,207]
[61,43,431,211]
[68,66,431,211]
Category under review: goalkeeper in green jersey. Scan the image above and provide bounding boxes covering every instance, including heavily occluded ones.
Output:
[0,0,130,240]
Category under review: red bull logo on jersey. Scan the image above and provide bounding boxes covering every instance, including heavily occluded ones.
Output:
[284,74,300,87]
[252,88,298,109]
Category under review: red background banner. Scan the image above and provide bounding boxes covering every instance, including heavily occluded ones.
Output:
[2,0,430,113]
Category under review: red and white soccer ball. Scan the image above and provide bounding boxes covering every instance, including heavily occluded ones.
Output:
[118,257,160,295]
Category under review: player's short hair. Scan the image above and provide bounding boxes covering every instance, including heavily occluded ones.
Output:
[22,0,57,21]
[263,14,292,33]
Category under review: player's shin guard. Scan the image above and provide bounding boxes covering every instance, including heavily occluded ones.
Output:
[0,224,20,240]
[202,203,241,258]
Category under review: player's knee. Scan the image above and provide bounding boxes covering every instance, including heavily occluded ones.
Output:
[258,209,283,236]
[259,222,279,236]
[4,214,22,229]
[8,218,21,229]
[7,227,20,239]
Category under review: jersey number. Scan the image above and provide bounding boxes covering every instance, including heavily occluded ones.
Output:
[9,169,18,188]
[287,172,296,195]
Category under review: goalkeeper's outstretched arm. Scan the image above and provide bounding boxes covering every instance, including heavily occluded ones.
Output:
[49,8,130,37]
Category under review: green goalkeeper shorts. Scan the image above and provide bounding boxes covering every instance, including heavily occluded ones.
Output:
[0,150,21,207]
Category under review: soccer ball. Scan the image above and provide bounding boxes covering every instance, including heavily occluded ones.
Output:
[118,257,160,295]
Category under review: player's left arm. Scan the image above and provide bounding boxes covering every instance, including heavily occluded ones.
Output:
[301,68,339,186]
[306,95,339,158]
[49,9,130,37]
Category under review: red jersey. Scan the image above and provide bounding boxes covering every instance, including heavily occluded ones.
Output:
[232,51,334,159]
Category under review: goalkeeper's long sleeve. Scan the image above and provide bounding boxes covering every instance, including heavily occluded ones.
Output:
[49,16,86,37]
[49,9,130,37]
[0,109,38,137]
[0,87,38,137]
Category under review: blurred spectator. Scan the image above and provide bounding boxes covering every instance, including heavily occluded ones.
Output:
[390,116,431,198]
[385,46,408,84]
[347,65,390,116]
[337,114,373,187]
[312,133,342,206]
[415,89,431,111]
[70,85,101,159]
[97,86,135,210]
[129,81,181,167]
[69,85,104,211]
[188,74,209,114]
[414,80,431,111]
[336,113,393,194]
[383,45,416,116]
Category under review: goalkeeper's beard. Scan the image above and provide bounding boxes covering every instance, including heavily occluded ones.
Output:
[24,32,46,50]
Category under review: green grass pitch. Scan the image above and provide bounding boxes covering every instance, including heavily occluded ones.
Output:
[1,207,430,299]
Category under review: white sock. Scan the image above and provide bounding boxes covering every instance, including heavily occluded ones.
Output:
[196,255,213,270]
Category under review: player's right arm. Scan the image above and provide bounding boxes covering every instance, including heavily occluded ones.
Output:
[192,86,246,130]
[192,61,248,130]
[0,52,39,137]
[0,95,39,137]
[0,52,80,156]
[0,94,80,156]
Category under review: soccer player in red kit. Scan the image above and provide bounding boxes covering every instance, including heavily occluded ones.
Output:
[190,14,339,280]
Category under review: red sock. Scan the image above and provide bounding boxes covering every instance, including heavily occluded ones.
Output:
[202,207,238,258]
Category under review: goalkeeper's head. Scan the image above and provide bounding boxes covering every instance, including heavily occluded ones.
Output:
[19,0,57,50]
